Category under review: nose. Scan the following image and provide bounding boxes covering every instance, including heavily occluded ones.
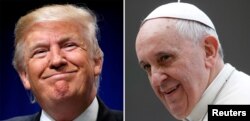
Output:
[49,47,67,70]
[150,67,168,86]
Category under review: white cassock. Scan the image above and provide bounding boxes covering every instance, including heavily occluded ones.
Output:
[184,63,250,121]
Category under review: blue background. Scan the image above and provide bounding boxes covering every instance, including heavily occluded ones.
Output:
[0,0,123,120]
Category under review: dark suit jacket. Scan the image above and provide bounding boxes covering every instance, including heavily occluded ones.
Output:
[3,98,123,121]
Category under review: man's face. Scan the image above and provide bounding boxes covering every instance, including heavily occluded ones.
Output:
[19,21,102,108]
[136,19,210,119]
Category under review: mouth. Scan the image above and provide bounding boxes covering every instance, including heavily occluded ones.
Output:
[41,70,77,79]
[163,84,180,95]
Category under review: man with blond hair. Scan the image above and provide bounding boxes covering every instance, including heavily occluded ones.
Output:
[5,4,122,121]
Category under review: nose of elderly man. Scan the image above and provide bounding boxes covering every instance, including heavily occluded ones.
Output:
[151,68,168,87]
[49,49,67,70]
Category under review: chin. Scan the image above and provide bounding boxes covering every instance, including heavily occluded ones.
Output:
[166,105,188,120]
[50,90,73,101]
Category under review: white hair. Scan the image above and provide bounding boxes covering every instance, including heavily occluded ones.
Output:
[174,18,224,58]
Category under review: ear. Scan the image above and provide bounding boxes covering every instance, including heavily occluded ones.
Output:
[18,71,31,90]
[94,57,103,76]
[203,36,219,68]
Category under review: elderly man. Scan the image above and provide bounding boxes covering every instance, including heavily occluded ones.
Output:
[5,4,122,121]
[135,2,250,121]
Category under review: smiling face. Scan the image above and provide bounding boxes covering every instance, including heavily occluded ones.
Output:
[136,19,211,119]
[19,21,102,110]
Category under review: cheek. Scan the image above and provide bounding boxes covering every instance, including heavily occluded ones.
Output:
[178,52,206,83]
[65,50,91,66]
[27,58,48,80]
[186,60,208,91]
[167,62,197,93]
[66,51,95,82]
[178,62,208,107]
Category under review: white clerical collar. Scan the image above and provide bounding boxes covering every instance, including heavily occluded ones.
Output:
[40,97,99,121]
[185,63,235,121]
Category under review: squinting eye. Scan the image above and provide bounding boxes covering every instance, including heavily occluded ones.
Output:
[63,42,77,51]
[32,49,48,58]
[160,55,170,62]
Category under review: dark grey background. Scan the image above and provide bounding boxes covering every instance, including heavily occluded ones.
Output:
[125,0,250,121]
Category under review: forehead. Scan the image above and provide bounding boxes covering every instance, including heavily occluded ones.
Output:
[136,19,180,54]
[23,21,84,43]
[136,18,179,45]
[135,18,196,62]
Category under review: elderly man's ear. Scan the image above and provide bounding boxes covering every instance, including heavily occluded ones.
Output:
[203,36,219,68]
[94,57,103,76]
[19,71,31,90]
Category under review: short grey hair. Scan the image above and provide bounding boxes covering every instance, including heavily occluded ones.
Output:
[174,18,224,58]
[13,4,104,86]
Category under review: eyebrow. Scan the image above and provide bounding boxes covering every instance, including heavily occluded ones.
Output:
[28,34,79,51]
[138,51,172,65]
[57,36,73,45]
[28,41,49,52]
[155,51,171,58]
[57,33,80,44]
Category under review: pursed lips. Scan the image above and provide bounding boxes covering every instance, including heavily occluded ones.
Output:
[41,70,77,79]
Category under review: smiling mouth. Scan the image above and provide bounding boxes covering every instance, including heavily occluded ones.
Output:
[164,84,180,95]
[42,70,77,79]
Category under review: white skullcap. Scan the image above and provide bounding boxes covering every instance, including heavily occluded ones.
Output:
[144,2,216,30]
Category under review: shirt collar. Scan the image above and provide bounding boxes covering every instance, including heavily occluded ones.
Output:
[185,63,235,121]
[40,97,99,121]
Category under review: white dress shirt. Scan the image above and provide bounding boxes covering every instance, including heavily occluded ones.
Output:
[40,97,99,121]
[184,63,250,121]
